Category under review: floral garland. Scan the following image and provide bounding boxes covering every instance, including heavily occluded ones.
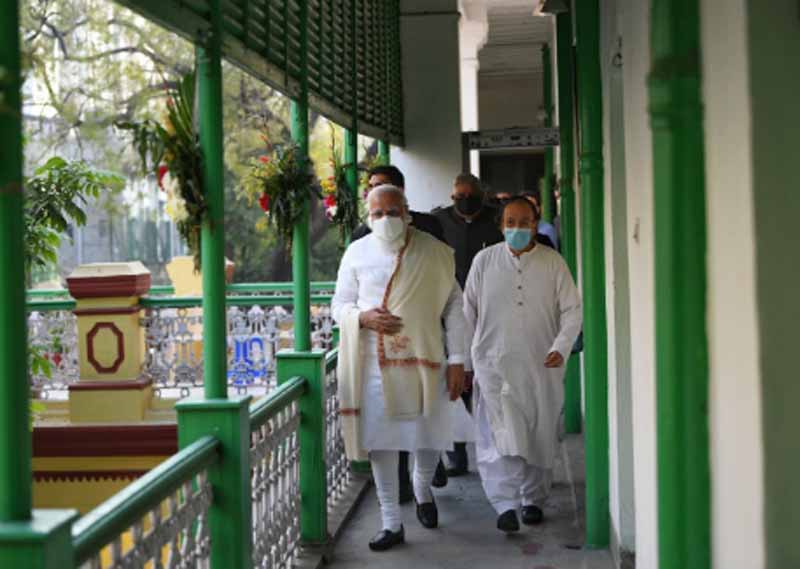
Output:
[117,72,206,268]
[242,135,315,251]
[320,130,360,244]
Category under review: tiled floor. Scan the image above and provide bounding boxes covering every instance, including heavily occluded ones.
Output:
[328,435,616,569]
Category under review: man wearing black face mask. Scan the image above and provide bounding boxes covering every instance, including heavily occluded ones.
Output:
[432,173,504,476]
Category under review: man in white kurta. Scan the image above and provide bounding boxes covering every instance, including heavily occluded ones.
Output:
[332,185,466,551]
[464,197,582,532]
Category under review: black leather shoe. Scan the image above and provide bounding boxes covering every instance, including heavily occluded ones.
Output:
[415,496,438,529]
[368,526,405,551]
[521,505,544,526]
[431,459,448,488]
[497,509,520,533]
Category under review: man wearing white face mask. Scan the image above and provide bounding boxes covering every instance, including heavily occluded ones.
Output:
[463,197,582,532]
[332,184,466,552]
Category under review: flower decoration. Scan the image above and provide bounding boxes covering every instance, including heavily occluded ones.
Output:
[117,72,206,268]
[325,129,361,243]
[241,134,316,250]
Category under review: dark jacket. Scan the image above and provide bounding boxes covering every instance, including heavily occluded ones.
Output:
[432,204,504,289]
[351,210,445,243]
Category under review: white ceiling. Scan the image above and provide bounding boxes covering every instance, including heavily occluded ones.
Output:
[477,1,554,77]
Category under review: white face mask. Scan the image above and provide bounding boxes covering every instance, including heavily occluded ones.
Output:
[369,216,407,243]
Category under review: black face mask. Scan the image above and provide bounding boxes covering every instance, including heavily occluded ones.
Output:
[454,195,483,216]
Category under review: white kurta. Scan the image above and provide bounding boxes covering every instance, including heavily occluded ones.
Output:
[332,233,465,452]
[464,243,582,469]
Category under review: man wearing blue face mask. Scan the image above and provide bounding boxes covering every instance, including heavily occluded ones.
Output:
[462,197,582,533]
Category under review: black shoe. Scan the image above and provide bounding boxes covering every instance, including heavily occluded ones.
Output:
[415,495,438,529]
[497,509,520,533]
[431,459,448,488]
[521,505,544,526]
[368,525,405,551]
[399,480,414,505]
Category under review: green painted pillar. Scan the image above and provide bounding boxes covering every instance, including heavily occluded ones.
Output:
[575,0,609,548]
[541,43,555,223]
[378,140,390,164]
[649,1,710,568]
[344,127,358,244]
[291,0,311,353]
[197,0,227,400]
[177,397,252,569]
[277,350,328,545]
[0,4,80,567]
[0,0,31,523]
[556,13,582,435]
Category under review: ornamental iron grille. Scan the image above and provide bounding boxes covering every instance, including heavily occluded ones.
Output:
[324,348,350,507]
[79,470,213,569]
[250,400,302,569]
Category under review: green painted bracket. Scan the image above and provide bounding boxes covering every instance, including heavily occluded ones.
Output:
[276,349,328,546]
[0,510,77,569]
[177,397,252,569]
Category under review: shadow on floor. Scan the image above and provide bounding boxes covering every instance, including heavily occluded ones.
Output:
[327,434,616,569]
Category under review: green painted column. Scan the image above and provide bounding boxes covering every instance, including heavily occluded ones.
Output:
[291,0,311,353]
[344,127,358,245]
[541,43,555,223]
[378,140,390,164]
[277,351,328,544]
[0,4,80,567]
[0,0,31,523]
[197,0,227,400]
[575,0,609,548]
[556,13,582,435]
[177,397,252,569]
[649,1,710,568]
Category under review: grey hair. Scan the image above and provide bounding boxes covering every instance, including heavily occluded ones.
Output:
[365,184,412,224]
[366,184,409,211]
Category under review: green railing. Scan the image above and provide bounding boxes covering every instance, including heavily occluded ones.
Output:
[72,436,219,566]
[61,348,345,569]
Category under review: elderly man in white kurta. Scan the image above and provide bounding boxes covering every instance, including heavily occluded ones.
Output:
[464,197,582,533]
[332,184,466,552]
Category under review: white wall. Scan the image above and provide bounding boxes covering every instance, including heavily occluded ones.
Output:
[618,1,659,566]
[600,0,636,560]
[701,1,765,568]
[478,73,543,130]
[394,0,463,212]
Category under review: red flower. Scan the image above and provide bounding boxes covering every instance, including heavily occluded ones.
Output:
[324,194,337,208]
[259,156,270,164]
[259,193,270,213]
[157,165,169,190]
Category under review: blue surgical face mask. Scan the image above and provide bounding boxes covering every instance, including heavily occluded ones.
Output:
[504,228,532,251]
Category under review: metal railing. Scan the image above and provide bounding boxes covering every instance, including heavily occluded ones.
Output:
[324,348,350,509]
[72,436,218,569]
[26,282,336,400]
[249,377,305,569]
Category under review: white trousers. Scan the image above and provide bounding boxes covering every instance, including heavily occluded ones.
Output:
[477,453,552,514]
[370,449,440,532]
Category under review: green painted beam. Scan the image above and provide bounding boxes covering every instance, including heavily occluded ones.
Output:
[575,0,610,548]
[541,43,555,223]
[556,13,582,435]
[0,0,31,524]
[649,1,710,567]
[197,0,228,400]
[277,350,328,545]
[344,128,358,245]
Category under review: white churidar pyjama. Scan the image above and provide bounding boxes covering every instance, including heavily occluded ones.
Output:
[370,449,440,531]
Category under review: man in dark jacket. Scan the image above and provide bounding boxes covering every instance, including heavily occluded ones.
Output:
[351,165,444,242]
[432,173,505,476]
[351,164,447,503]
